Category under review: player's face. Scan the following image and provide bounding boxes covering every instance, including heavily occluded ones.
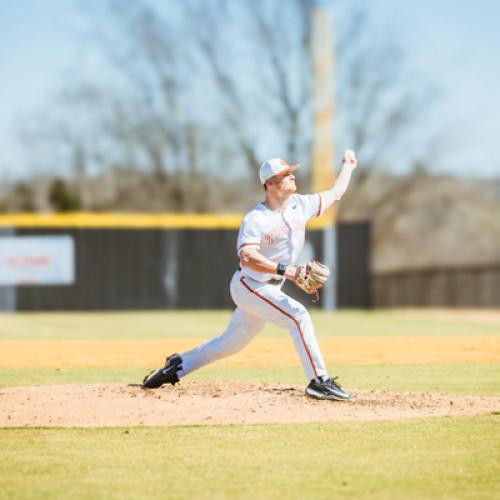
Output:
[270,171,297,194]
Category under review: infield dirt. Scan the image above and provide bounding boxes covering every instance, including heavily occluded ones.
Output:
[1,381,499,427]
[1,336,499,368]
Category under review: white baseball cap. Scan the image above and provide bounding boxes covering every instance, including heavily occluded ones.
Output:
[259,158,300,185]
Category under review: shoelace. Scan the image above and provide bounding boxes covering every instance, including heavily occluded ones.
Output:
[326,376,342,390]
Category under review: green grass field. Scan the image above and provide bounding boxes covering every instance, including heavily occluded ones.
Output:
[1,418,499,499]
[0,310,499,499]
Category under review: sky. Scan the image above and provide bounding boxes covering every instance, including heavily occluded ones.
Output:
[0,0,499,180]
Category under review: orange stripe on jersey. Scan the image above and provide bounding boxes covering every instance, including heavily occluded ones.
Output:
[316,193,323,217]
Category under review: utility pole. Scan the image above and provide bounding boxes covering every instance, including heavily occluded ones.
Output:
[311,0,337,310]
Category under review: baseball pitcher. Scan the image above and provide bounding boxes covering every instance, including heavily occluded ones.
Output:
[143,150,358,400]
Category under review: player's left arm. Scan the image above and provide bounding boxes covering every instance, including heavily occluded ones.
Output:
[318,149,358,213]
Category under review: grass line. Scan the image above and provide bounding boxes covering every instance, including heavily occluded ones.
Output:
[1,364,499,396]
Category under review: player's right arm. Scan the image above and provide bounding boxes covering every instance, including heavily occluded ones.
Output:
[299,149,358,220]
[317,149,357,212]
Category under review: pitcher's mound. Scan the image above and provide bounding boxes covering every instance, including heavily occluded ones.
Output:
[1,381,498,427]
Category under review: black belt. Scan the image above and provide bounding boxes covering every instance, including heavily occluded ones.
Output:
[238,267,283,286]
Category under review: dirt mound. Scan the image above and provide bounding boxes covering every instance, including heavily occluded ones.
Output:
[1,381,498,427]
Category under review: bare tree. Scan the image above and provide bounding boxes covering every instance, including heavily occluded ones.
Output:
[179,0,438,176]
[21,0,439,209]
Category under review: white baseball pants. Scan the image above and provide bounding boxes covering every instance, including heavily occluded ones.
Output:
[177,270,328,381]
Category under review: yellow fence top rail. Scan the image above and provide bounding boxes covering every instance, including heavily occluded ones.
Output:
[0,212,332,229]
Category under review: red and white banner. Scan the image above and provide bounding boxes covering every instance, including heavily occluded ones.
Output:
[0,236,74,286]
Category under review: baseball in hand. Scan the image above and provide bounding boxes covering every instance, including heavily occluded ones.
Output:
[343,149,358,168]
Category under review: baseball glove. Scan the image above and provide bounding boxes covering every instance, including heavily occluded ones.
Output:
[294,260,330,298]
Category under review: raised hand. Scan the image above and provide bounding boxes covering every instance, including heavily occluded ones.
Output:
[343,149,358,169]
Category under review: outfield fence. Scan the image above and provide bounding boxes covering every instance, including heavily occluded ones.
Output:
[373,264,500,308]
[2,214,497,310]
[0,215,371,311]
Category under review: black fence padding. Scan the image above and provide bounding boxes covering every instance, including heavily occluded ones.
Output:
[15,229,168,310]
[3,223,371,311]
[176,230,238,308]
[337,222,372,308]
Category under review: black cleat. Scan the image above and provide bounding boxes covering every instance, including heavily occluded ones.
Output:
[142,354,183,389]
[305,376,355,401]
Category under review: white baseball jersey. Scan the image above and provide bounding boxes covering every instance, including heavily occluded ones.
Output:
[236,193,323,282]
